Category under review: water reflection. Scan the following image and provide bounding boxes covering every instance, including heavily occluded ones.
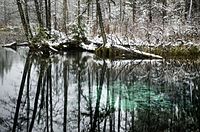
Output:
[0,48,14,81]
[0,49,200,131]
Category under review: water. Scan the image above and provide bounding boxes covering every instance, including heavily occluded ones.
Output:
[0,47,200,132]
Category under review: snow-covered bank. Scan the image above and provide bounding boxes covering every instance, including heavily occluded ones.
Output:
[9,28,200,59]
[2,30,164,59]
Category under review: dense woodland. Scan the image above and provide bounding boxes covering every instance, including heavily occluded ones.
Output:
[1,1,200,131]
[0,0,200,57]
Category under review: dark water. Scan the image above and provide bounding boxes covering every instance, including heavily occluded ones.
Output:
[0,47,200,132]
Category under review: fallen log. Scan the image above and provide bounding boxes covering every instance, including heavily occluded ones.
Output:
[2,41,29,49]
[2,42,17,49]
[95,44,162,59]
[1,39,162,59]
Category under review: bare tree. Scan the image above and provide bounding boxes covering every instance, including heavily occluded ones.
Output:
[132,0,136,24]
[16,0,30,40]
[63,0,68,33]
[34,0,44,29]
[96,0,107,46]
[24,0,33,38]
[148,0,152,23]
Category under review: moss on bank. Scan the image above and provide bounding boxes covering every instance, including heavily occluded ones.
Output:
[95,46,163,59]
[141,45,200,59]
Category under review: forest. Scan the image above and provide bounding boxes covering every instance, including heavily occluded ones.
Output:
[0,0,200,58]
[1,0,200,132]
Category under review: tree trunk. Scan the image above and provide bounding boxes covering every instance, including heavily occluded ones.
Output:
[162,0,167,29]
[188,0,193,22]
[3,0,7,26]
[45,0,51,31]
[54,0,58,29]
[78,0,81,29]
[12,54,32,132]
[87,0,90,24]
[24,0,33,38]
[185,0,190,20]
[16,0,29,40]
[120,0,122,22]
[29,63,46,132]
[63,0,68,33]
[63,62,68,132]
[48,0,51,31]
[96,0,107,46]
[132,0,136,24]
[34,0,44,29]
[148,0,152,23]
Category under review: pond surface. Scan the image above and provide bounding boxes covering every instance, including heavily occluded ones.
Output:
[0,47,200,132]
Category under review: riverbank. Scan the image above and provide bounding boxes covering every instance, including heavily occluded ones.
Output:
[1,30,200,60]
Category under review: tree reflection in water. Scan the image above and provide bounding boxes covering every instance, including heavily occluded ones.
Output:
[0,51,200,131]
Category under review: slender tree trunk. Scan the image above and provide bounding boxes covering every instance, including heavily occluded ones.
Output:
[39,0,44,20]
[63,62,68,132]
[48,65,53,132]
[87,1,90,24]
[16,0,29,40]
[45,0,48,27]
[48,0,51,31]
[118,79,122,132]
[148,0,152,23]
[38,71,47,124]
[103,69,110,131]
[45,0,51,32]
[88,68,93,130]
[162,0,167,29]
[24,0,33,38]
[26,63,31,131]
[46,72,49,132]
[3,0,7,26]
[92,2,94,20]
[78,0,81,28]
[132,0,136,24]
[12,54,32,132]
[120,0,122,22]
[96,0,107,46]
[29,64,45,132]
[91,61,106,131]
[34,0,44,29]
[188,0,193,22]
[54,0,58,29]
[185,0,190,20]
[78,67,81,132]
[107,0,111,20]
[63,0,68,33]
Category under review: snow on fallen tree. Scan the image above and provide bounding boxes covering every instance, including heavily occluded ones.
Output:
[95,43,162,59]
[2,42,17,49]
[2,30,163,59]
